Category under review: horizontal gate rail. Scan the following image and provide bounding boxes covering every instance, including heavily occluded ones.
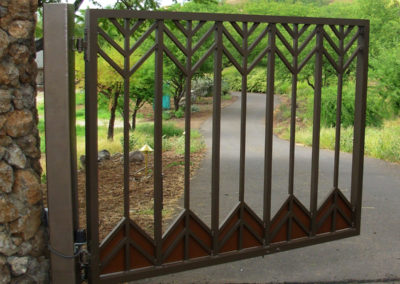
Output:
[84,9,369,283]
[87,9,368,26]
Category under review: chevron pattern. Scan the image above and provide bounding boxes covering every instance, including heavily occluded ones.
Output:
[218,203,264,253]
[270,196,311,243]
[99,187,353,273]
[317,188,353,234]
[96,19,362,80]
[99,218,155,274]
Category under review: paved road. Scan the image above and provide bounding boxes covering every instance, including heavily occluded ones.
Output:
[142,92,400,283]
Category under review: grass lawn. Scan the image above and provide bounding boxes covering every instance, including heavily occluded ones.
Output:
[275,95,400,164]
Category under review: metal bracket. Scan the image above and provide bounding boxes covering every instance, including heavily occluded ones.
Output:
[74,229,89,281]
[78,249,90,281]
[73,37,86,53]
[74,229,87,252]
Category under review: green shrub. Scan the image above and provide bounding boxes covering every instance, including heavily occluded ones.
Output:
[121,123,183,150]
[120,134,138,151]
[306,83,383,128]
[222,80,230,95]
[223,66,267,93]
[276,80,292,95]
[247,68,266,93]
[192,76,213,97]
[222,66,242,91]
[174,108,184,118]
[191,105,200,112]
[221,94,232,100]
[136,122,183,137]
[162,111,172,120]
[192,75,230,97]
[172,130,205,155]
[372,44,400,116]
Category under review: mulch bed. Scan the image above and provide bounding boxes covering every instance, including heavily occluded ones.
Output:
[77,150,205,242]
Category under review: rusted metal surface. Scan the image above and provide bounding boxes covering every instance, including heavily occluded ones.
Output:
[83,9,369,283]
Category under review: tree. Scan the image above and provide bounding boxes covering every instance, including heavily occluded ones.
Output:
[373,44,400,115]
[75,47,123,141]
[114,0,160,10]
[129,59,155,130]
[72,0,161,139]
[163,20,215,111]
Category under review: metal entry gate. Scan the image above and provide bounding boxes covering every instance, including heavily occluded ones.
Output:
[81,9,369,283]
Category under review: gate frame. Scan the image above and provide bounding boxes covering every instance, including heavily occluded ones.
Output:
[84,9,369,283]
[42,5,369,283]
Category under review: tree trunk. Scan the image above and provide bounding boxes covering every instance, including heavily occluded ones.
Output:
[174,96,180,111]
[107,90,121,140]
[131,108,138,131]
[131,98,142,131]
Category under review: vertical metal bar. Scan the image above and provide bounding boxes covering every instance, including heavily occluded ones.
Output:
[239,22,248,204]
[238,22,248,250]
[351,24,369,233]
[263,23,276,244]
[43,4,79,283]
[154,20,164,265]
[310,25,323,236]
[85,9,100,283]
[288,24,298,196]
[333,26,344,189]
[123,18,131,270]
[211,21,223,254]
[288,199,293,240]
[332,192,338,232]
[184,21,192,211]
[184,20,192,260]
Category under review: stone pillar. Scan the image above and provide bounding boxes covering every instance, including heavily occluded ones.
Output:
[0,0,49,283]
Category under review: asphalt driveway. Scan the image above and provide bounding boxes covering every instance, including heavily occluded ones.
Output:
[140,92,400,283]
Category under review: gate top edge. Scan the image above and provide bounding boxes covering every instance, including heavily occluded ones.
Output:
[85,9,369,27]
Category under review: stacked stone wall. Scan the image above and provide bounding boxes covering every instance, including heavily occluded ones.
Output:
[0,0,49,282]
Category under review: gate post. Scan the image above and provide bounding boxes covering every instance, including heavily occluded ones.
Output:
[43,4,80,283]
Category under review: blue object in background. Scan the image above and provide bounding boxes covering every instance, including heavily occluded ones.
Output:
[162,95,171,110]
[153,83,171,110]
[162,82,171,110]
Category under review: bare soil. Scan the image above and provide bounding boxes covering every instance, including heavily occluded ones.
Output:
[77,150,205,241]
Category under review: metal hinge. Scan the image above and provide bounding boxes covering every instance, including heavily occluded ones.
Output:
[46,228,90,280]
[73,37,86,53]
[74,229,90,281]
